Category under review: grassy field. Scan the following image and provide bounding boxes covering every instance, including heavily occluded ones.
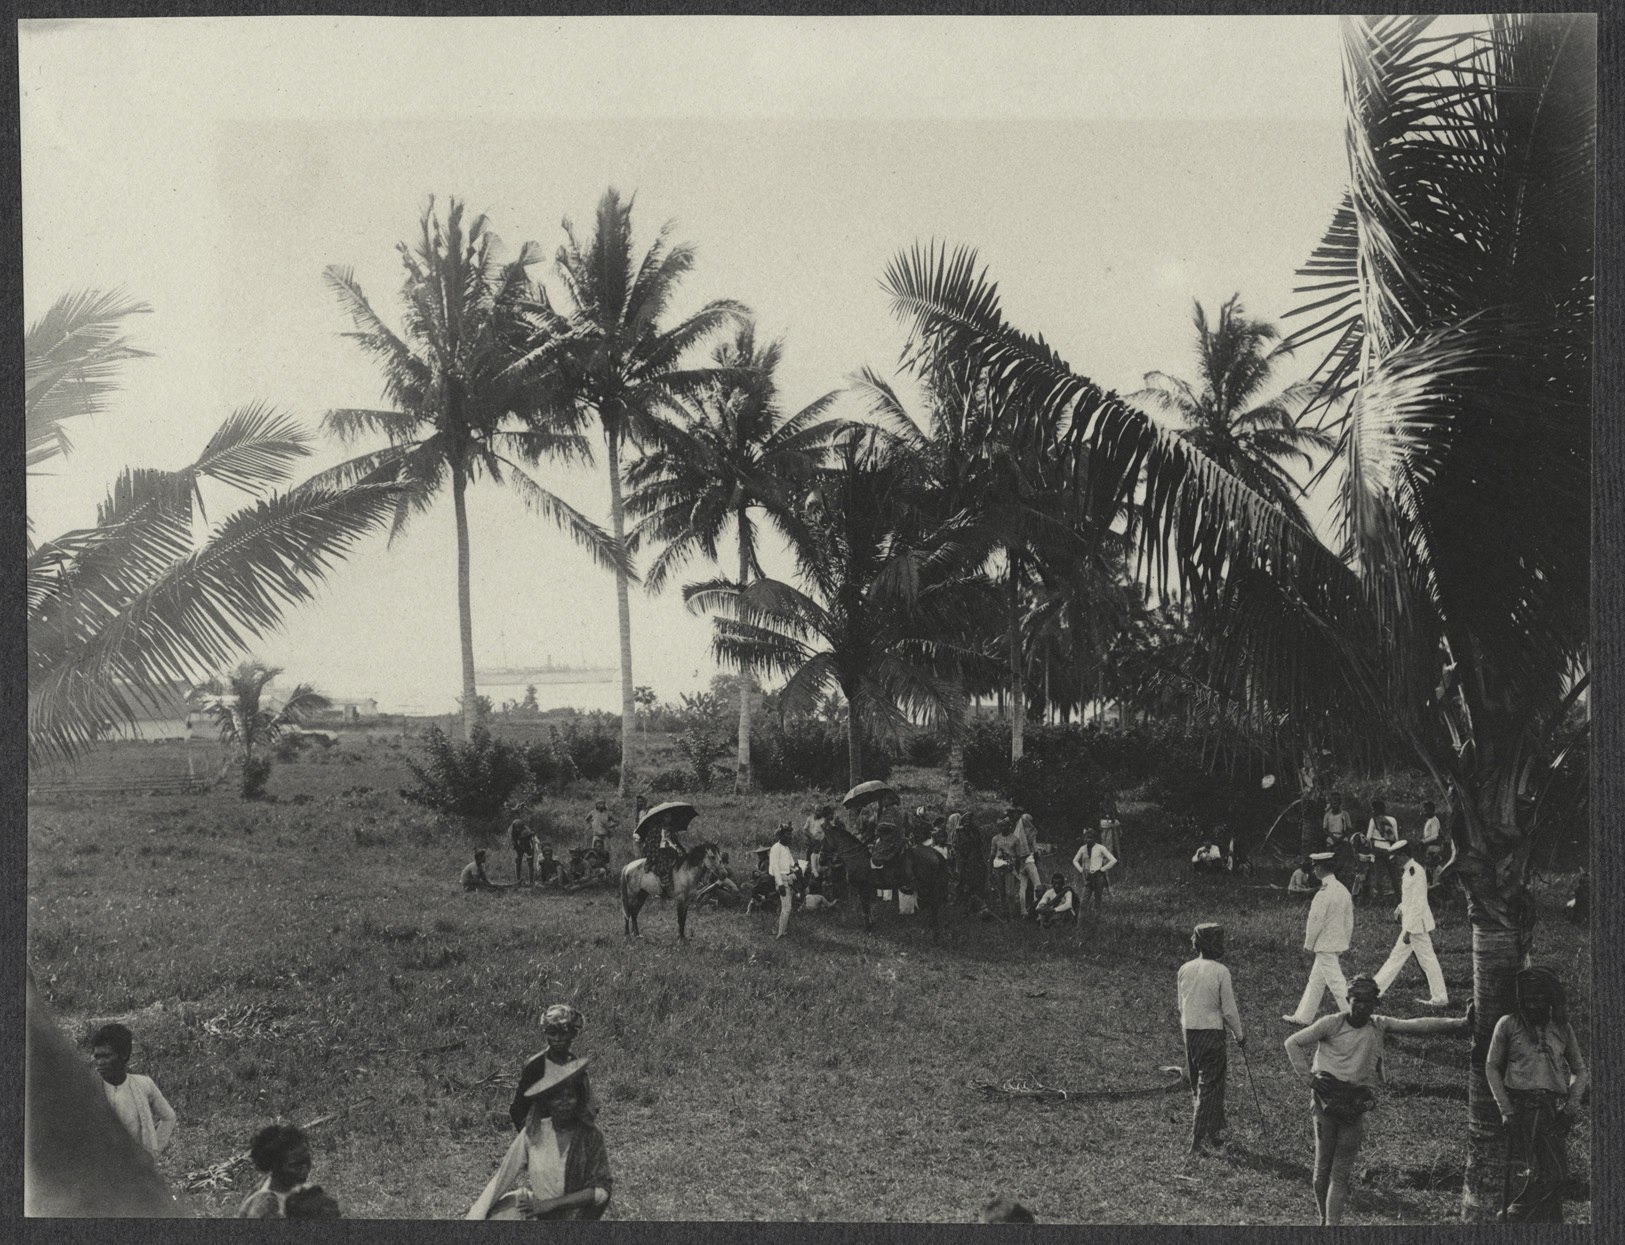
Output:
[26,739,1590,1223]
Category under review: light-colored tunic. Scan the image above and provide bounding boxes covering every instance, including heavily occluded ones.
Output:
[467,1118,571,1219]
[102,1074,176,1156]
[1177,957,1244,1038]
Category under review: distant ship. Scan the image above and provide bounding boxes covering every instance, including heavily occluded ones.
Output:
[475,655,616,685]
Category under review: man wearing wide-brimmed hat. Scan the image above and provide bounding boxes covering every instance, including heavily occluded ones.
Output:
[1177,922,1245,1155]
[1371,839,1448,1006]
[1283,852,1353,1025]
[509,1003,594,1131]
[472,1055,612,1220]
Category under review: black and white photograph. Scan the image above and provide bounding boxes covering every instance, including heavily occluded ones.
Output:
[19,12,1598,1225]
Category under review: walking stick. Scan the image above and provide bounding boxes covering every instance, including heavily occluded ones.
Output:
[1237,1039,1270,1136]
[1500,1121,1514,1222]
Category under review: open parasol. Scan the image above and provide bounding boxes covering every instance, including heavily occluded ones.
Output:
[636,801,699,837]
[841,780,896,811]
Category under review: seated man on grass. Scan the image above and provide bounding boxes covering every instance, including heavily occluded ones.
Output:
[1033,872,1078,926]
[565,845,611,892]
[535,844,563,889]
[461,849,496,892]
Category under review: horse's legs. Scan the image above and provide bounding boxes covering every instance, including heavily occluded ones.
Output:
[625,886,644,938]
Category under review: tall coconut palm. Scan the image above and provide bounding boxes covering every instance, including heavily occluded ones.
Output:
[1283,16,1594,1216]
[193,660,328,762]
[884,14,1592,1219]
[26,291,404,768]
[856,288,1100,776]
[516,188,747,795]
[625,323,843,792]
[686,429,998,787]
[316,197,620,741]
[1131,295,1336,525]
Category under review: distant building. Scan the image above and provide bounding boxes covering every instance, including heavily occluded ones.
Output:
[106,684,196,742]
[316,696,379,723]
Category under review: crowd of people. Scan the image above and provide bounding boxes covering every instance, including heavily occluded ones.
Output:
[58,787,1584,1225]
[1172,794,1589,1226]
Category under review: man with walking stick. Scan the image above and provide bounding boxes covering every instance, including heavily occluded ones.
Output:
[1176,922,1245,1156]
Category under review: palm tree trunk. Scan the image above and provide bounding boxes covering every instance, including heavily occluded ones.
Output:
[1008,558,1025,764]
[1461,919,1529,1220]
[451,460,479,741]
[734,517,754,794]
[846,692,863,788]
[605,430,636,796]
[944,677,967,811]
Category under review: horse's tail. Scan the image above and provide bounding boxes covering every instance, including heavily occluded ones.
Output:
[620,860,644,929]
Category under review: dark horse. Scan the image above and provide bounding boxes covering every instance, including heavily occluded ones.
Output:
[621,841,721,940]
[822,824,950,932]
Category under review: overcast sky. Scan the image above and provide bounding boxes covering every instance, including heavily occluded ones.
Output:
[22,16,1350,714]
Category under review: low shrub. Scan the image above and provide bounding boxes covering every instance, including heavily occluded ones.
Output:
[550,722,621,786]
[902,729,948,768]
[401,726,531,830]
[647,767,693,794]
[678,729,719,790]
[240,757,273,800]
[272,734,305,763]
[751,719,890,792]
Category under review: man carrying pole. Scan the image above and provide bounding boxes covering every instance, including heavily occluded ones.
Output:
[1283,852,1352,1025]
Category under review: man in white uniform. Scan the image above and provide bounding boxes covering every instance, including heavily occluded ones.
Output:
[1283,852,1353,1024]
[1372,840,1448,1005]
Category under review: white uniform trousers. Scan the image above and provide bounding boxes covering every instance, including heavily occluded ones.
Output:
[1373,930,1447,1002]
[1290,951,1349,1023]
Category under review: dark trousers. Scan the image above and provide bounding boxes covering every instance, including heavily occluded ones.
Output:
[1184,1028,1228,1147]
[1506,1089,1570,1222]
[1377,855,1401,899]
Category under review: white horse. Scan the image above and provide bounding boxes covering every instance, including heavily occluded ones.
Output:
[620,842,721,940]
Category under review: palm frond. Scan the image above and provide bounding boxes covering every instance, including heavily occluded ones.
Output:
[25,289,153,470]
[30,481,401,767]
[492,456,632,578]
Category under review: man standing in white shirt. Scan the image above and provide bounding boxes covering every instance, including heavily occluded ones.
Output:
[767,821,800,941]
[1177,922,1245,1155]
[1373,840,1448,1005]
[1283,852,1353,1024]
[1072,830,1118,907]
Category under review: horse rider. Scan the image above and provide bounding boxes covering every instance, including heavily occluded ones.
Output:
[630,806,683,899]
[867,790,917,896]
